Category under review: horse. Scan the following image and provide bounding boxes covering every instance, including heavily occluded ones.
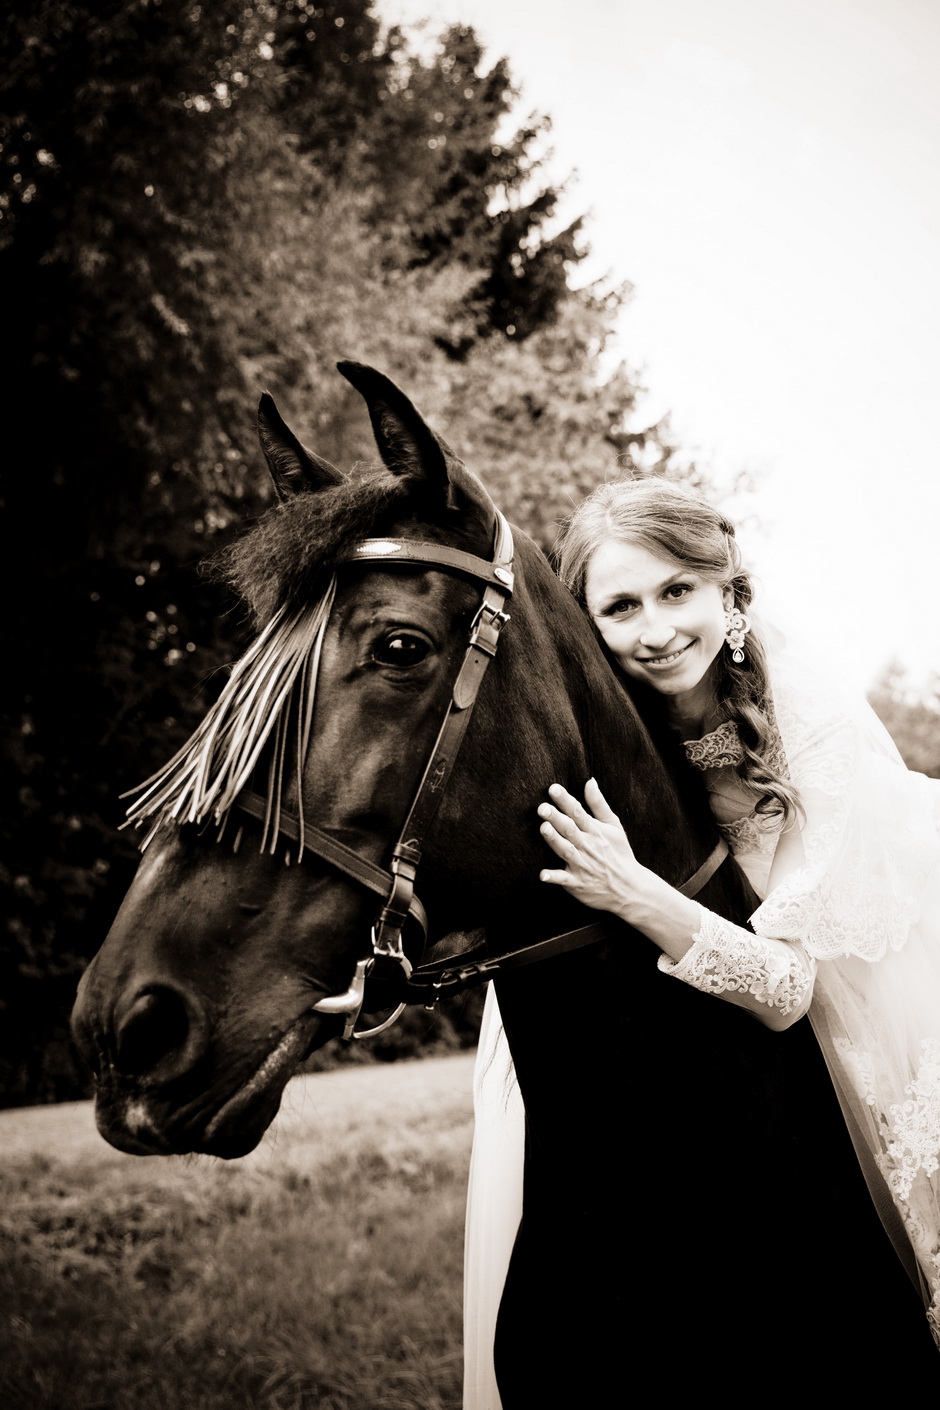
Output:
[71,363,936,1398]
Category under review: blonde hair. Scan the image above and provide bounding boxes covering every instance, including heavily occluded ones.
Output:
[555,478,798,823]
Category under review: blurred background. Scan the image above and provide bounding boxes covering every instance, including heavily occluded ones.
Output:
[2,0,938,1110]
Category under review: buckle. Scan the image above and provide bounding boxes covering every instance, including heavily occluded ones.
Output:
[469,602,511,656]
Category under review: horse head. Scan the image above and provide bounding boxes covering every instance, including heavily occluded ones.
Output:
[69,365,614,1154]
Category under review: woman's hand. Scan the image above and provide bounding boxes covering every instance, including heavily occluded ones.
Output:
[538,778,651,919]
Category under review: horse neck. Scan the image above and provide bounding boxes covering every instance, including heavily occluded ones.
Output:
[423,536,708,934]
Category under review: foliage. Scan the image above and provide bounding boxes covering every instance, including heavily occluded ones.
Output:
[869,666,940,778]
[1,0,673,1105]
[0,1058,473,1408]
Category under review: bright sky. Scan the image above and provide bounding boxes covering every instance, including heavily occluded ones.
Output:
[379,0,940,695]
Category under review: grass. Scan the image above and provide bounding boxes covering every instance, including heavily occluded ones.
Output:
[0,1055,475,1410]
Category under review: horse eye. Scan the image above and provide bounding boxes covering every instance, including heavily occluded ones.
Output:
[372,633,431,668]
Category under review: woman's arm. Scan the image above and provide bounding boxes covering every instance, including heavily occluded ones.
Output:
[538,779,814,1031]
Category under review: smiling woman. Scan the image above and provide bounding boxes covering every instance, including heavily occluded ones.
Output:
[465,473,940,1404]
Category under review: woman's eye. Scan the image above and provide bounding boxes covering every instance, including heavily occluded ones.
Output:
[372,633,431,668]
[665,583,693,601]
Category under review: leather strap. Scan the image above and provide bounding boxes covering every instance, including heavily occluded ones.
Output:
[406,920,614,998]
[236,790,429,935]
[405,836,733,998]
[348,537,514,594]
[342,513,514,957]
[676,836,729,897]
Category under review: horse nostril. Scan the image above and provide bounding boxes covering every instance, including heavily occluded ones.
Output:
[114,984,206,1081]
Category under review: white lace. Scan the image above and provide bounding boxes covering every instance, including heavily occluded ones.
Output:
[753,656,940,963]
[660,645,940,1341]
[658,906,814,1015]
[682,719,744,769]
[718,812,780,859]
[754,648,940,1339]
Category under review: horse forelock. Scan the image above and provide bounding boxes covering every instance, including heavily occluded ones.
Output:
[210,469,412,625]
[210,466,497,627]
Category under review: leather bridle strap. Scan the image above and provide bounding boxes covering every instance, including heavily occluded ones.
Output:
[347,536,515,594]
[234,789,430,938]
[234,510,514,1009]
[343,512,515,975]
[404,836,731,999]
[676,834,730,897]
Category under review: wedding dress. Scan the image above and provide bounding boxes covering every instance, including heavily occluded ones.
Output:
[463,645,940,1405]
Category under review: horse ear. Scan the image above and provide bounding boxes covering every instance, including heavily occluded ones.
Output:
[258,393,345,499]
[337,360,493,519]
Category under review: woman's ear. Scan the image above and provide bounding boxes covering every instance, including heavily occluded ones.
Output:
[722,585,735,611]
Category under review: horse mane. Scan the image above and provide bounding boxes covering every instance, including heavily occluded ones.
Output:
[494,530,719,889]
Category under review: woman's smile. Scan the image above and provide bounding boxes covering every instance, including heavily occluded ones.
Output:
[635,641,694,667]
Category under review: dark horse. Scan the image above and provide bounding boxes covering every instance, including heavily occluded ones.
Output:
[72,365,935,1398]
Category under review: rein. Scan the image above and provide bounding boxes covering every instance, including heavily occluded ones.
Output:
[233,509,730,1040]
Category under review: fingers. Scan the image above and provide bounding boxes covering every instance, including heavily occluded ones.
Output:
[537,780,630,904]
[538,817,576,860]
[539,866,575,887]
[547,783,590,822]
[540,780,620,831]
[584,777,620,824]
[537,803,582,847]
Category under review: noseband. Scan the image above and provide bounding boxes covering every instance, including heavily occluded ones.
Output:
[233,509,729,1040]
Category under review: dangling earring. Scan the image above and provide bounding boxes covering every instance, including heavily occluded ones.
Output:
[724,607,751,664]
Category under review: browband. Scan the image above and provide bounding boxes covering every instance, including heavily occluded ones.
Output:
[347,537,514,593]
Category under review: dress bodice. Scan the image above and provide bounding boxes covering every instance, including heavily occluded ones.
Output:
[681,720,781,898]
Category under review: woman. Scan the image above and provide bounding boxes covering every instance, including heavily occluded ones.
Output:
[465,477,940,1405]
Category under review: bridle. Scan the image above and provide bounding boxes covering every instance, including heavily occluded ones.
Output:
[234,508,728,1040]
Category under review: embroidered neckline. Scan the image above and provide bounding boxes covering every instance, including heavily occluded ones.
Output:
[682,719,744,770]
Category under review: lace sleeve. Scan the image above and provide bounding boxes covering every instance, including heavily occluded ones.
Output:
[657,905,815,1020]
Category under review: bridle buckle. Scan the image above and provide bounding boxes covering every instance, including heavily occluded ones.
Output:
[469,601,510,657]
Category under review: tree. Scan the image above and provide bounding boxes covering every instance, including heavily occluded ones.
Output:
[275,15,586,345]
[869,666,940,778]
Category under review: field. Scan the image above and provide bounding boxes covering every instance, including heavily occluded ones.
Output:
[0,1055,476,1410]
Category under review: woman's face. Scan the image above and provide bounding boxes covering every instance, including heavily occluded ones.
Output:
[584,537,731,712]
